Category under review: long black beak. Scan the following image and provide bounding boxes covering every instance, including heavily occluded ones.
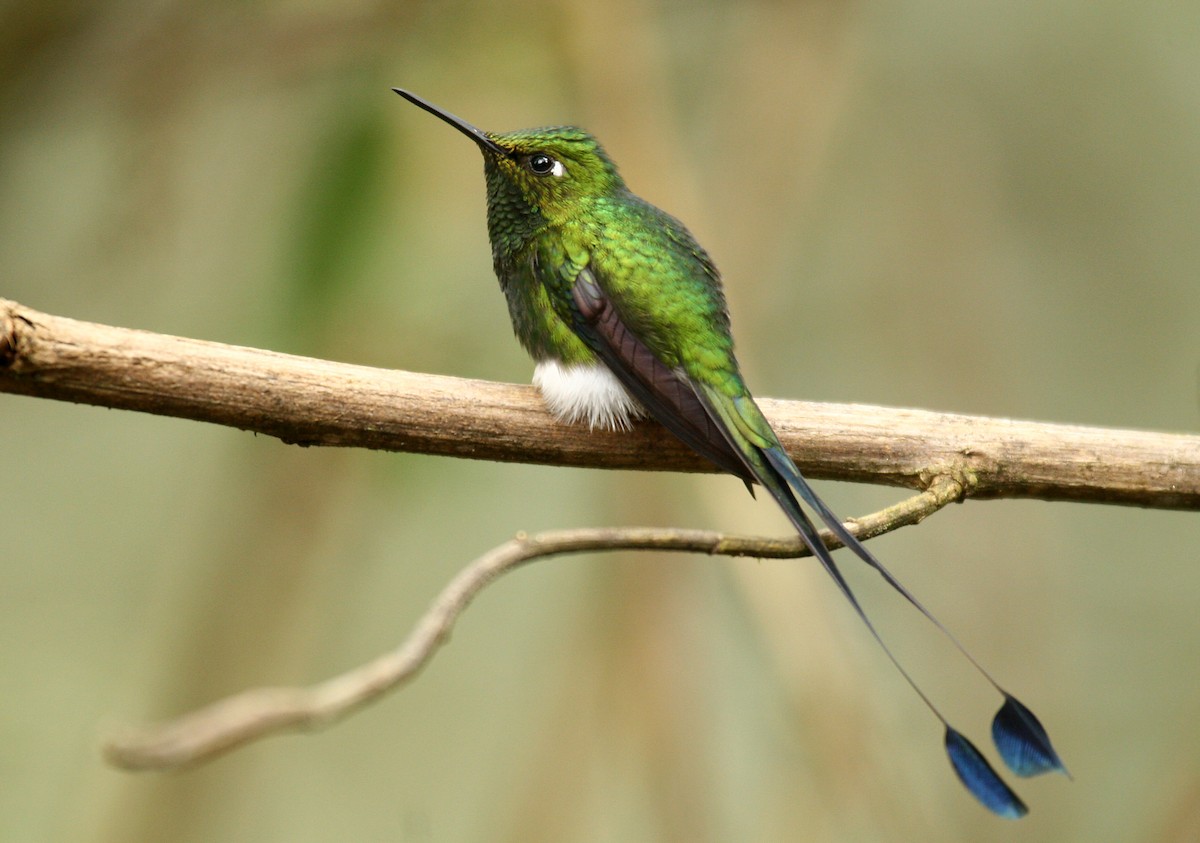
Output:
[392,88,510,157]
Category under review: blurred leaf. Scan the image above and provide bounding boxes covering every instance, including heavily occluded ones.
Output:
[286,101,390,343]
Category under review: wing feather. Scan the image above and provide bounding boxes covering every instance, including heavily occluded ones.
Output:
[569,268,757,485]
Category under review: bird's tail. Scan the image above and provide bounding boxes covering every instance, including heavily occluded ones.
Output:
[698,385,1067,817]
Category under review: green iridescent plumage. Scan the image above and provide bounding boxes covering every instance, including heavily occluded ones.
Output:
[484,126,738,384]
[393,88,1067,817]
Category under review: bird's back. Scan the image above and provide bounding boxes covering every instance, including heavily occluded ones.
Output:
[580,192,745,396]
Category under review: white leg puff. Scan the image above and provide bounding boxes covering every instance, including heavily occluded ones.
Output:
[532,360,644,431]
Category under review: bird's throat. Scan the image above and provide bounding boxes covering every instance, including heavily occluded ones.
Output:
[532,361,644,431]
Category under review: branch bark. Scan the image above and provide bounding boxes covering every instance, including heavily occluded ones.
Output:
[3,298,1198,508]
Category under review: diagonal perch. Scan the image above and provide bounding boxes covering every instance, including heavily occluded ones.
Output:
[104,478,963,771]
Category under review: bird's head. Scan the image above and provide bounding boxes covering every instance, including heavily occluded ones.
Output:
[394,89,625,225]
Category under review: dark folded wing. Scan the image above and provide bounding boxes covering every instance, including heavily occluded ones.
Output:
[569,267,757,485]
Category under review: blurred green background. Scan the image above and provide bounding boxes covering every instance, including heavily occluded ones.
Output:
[3,1,1199,840]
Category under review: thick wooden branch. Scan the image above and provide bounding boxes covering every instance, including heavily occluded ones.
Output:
[3,298,1198,508]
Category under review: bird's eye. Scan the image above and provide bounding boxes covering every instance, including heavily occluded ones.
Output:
[527,153,564,177]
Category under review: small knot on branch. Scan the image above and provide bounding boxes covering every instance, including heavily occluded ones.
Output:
[0,306,18,368]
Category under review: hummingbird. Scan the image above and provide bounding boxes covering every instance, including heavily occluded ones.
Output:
[393,88,1067,817]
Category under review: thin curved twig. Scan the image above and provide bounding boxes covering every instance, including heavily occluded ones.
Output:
[103,477,965,771]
